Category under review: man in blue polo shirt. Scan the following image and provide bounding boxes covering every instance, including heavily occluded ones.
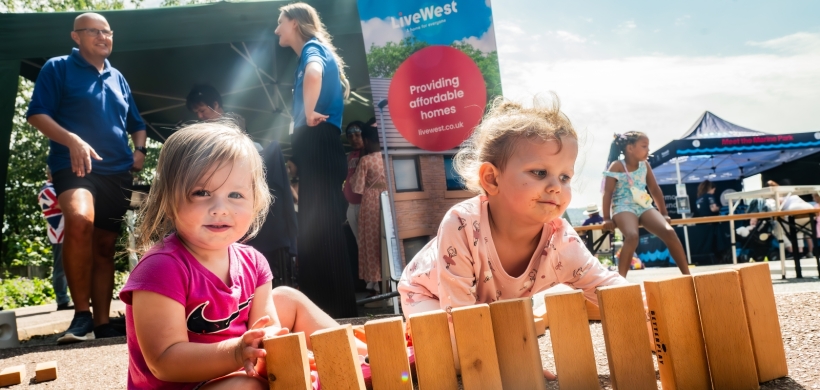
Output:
[27,12,146,344]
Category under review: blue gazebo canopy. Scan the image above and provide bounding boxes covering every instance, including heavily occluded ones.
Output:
[649,111,820,185]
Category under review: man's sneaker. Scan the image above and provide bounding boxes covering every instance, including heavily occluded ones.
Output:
[94,323,126,339]
[57,311,95,344]
[56,302,74,311]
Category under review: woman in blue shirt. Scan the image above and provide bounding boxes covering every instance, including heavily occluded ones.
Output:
[275,2,357,318]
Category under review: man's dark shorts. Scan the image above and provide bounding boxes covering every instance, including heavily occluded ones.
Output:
[52,169,132,232]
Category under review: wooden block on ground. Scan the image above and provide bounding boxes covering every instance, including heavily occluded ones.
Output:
[310,325,366,390]
[364,317,413,390]
[264,332,311,390]
[489,299,546,390]
[35,361,57,383]
[731,263,788,382]
[585,299,601,321]
[533,299,547,321]
[645,276,711,390]
[533,318,546,336]
[534,298,599,326]
[352,325,367,343]
[694,270,759,390]
[0,365,25,387]
[451,304,503,390]
[597,284,656,390]
[544,290,599,390]
[408,310,458,390]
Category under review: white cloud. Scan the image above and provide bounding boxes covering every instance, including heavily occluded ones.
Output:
[747,32,820,55]
[614,20,637,34]
[360,17,409,51]
[675,15,690,26]
[555,30,586,43]
[496,21,526,36]
[457,23,498,53]
[497,32,820,207]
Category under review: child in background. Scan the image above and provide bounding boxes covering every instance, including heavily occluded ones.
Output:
[39,168,71,310]
[120,122,365,389]
[398,96,628,379]
[601,131,691,277]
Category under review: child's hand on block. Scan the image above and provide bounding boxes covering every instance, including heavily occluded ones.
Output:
[252,325,290,379]
[234,316,285,378]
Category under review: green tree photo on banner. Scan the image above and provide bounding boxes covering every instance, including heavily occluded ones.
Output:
[366,37,503,102]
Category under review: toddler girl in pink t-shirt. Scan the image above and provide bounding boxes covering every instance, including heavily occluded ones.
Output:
[398,96,629,379]
[120,122,365,390]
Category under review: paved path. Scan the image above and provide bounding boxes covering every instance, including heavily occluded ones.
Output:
[10,301,125,342]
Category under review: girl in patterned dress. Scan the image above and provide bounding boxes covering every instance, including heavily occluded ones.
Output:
[351,125,386,292]
[397,96,628,379]
[601,131,691,277]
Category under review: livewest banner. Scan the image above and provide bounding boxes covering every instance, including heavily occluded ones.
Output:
[356,0,502,151]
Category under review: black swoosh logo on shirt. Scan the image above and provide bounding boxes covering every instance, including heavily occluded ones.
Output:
[186,294,254,334]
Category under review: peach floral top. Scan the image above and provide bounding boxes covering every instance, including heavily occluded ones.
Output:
[398,196,627,316]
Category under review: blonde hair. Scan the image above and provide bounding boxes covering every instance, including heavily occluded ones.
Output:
[280,2,350,98]
[454,94,577,194]
[135,121,271,255]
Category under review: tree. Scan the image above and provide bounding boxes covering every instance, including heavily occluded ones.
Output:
[2,78,52,268]
[159,0,213,7]
[450,42,503,101]
[367,37,431,79]
[1,0,138,13]
[366,37,503,102]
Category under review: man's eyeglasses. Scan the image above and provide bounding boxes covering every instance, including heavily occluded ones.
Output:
[74,28,114,38]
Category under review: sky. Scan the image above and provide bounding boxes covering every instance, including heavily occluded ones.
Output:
[103,0,820,209]
[488,0,820,208]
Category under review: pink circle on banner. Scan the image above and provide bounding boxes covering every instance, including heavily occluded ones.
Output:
[388,46,487,151]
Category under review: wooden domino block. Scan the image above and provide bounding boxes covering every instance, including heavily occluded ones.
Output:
[35,361,57,383]
[0,365,25,387]
[544,290,599,390]
[597,284,656,390]
[585,299,601,321]
[489,299,546,390]
[364,317,413,390]
[534,298,599,326]
[310,325,366,390]
[533,317,546,336]
[408,310,458,390]
[264,333,311,390]
[451,304,503,390]
[644,276,711,390]
[693,270,759,390]
[731,263,788,382]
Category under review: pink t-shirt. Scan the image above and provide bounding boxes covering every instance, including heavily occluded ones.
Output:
[398,196,626,316]
[120,234,273,389]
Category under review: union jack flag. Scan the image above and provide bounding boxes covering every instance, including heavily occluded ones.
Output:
[39,183,64,244]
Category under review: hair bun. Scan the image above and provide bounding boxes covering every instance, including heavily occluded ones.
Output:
[491,100,524,115]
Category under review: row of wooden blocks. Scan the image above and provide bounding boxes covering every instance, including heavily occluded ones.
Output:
[0,361,57,387]
[263,262,786,389]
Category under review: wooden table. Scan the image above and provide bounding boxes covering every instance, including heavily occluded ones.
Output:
[725,186,820,278]
[576,208,819,278]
